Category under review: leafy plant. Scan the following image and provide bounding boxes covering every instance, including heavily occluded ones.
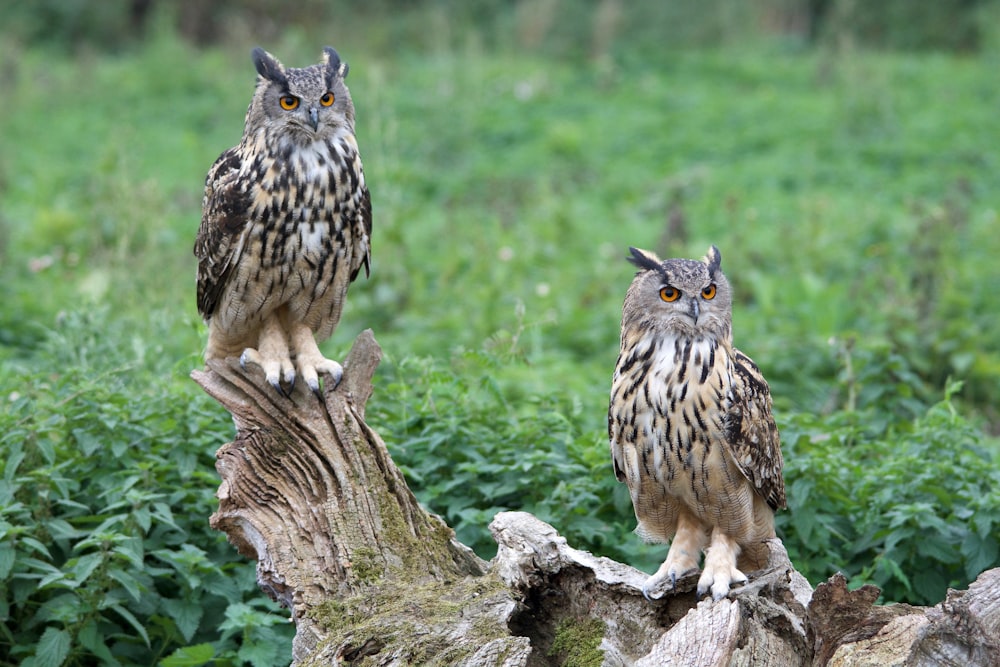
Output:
[777,381,1000,605]
[0,312,293,666]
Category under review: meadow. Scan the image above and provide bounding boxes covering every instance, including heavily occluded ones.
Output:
[1,11,999,666]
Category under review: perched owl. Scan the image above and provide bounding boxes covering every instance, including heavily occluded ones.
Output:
[194,46,371,396]
[608,246,785,601]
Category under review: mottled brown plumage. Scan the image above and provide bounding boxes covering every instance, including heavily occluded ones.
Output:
[609,246,785,600]
[194,47,371,396]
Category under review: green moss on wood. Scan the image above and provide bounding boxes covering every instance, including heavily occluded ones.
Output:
[547,617,606,667]
[307,569,511,665]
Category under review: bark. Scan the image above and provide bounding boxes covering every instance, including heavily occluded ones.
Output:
[192,331,1000,667]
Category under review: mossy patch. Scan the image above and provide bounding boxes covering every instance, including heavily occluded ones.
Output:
[547,617,606,667]
[307,569,511,665]
[350,546,383,585]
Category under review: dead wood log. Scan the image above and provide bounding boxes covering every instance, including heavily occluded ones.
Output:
[192,330,1000,666]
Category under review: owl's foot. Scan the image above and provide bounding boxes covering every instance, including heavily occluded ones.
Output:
[643,550,700,600]
[641,513,707,600]
[240,347,296,396]
[289,323,343,399]
[696,531,747,601]
[642,559,699,600]
[238,314,297,395]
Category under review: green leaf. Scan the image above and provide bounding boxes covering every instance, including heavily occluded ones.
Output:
[44,519,84,541]
[916,537,957,564]
[133,505,152,533]
[2,447,26,485]
[72,428,103,457]
[0,542,15,578]
[962,532,999,580]
[78,620,121,666]
[37,569,70,590]
[20,536,53,558]
[35,627,71,667]
[108,567,144,602]
[109,603,150,647]
[159,643,216,667]
[66,552,104,587]
[35,593,83,624]
[163,597,204,642]
[238,635,282,667]
[912,569,948,605]
[151,502,181,531]
[112,537,145,567]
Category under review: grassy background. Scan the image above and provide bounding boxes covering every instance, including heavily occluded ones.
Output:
[2,1,999,665]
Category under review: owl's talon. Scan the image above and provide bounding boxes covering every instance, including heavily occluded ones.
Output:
[326,364,344,390]
[307,378,325,402]
[641,564,695,600]
[270,378,289,397]
[641,582,658,601]
[641,576,670,601]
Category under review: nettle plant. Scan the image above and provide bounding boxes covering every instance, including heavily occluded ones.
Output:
[0,314,293,666]
[777,379,1000,605]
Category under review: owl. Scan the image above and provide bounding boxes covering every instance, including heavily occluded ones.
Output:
[608,246,785,601]
[194,46,371,396]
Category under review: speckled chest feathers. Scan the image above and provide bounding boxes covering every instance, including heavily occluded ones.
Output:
[241,126,365,281]
[612,331,737,487]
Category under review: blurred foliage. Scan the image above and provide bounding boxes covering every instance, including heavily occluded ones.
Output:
[4,0,999,55]
[2,3,1000,665]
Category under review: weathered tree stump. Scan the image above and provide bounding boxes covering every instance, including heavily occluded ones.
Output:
[192,331,1000,666]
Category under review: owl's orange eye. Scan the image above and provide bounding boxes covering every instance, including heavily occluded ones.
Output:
[279,95,299,110]
[659,286,680,302]
[320,92,335,107]
[702,284,717,300]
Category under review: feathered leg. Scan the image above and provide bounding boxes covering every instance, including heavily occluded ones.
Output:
[239,312,296,395]
[697,528,747,600]
[642,511,707,600]
[287,320,343,398]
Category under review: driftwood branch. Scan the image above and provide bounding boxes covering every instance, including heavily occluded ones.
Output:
[192,331,1000,666]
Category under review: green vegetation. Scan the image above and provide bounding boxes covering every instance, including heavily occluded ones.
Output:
[2,2,999,665]
[547,617,606,667]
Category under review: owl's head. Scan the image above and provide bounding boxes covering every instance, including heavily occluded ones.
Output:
[246,46,355,144]
[621,246,732,341]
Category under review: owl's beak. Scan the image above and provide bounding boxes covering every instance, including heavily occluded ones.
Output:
[309,107,319,131]
[688,299,700,322]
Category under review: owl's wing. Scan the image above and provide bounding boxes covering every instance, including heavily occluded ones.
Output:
[609,408,627,483]
[349,186,372,282]
[608,354,639,486]
[727,349,786,511]
[193,148,252,321]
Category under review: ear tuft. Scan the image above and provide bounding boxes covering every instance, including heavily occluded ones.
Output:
[323,46,349,83]
[704,245,722,276]
[627,247,663,273]
[251,47,287,86]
